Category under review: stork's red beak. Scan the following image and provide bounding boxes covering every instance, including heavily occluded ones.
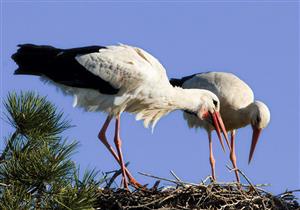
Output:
[248,127,262,164]
[210,111,230,152]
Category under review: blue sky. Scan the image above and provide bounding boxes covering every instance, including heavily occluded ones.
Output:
[1,1,299,194]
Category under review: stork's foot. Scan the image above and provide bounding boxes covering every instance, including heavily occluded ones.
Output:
[210,176,216,183]
[128,177,143,189]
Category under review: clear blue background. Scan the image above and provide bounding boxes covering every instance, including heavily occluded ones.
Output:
[1,1,299,195]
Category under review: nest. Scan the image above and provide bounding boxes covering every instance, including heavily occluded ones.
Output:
[94,170,299,210]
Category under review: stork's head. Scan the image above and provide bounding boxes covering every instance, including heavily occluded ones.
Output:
[187,89,230,151]
[195,90,220,119]
[248,101,270,163]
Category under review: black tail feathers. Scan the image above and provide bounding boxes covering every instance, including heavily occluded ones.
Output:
[12,44,61,76]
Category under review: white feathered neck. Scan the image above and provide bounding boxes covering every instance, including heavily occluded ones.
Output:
[128,85,214,130]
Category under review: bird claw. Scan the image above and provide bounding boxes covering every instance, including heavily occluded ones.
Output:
[128,179,144,189]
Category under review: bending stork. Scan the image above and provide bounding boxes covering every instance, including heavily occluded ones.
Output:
[170,72,270,182]
[12,44,228,189]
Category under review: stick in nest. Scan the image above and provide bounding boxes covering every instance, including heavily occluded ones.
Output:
[226,164,260,195]
[105,162,130,188]
[138,172,199,187]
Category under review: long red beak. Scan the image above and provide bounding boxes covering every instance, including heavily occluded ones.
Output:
[248,127,262,164]
[215,111,230,150]
[211,111,230,152]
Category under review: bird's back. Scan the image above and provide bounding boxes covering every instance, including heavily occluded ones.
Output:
[75,44,170,91]
[171,72,255,130]
[13,44,170,94]
[12,43,173,124]
[182,72,254,110]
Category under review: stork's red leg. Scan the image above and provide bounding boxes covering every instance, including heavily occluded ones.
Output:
[229,130,240,182]
[98,115,142,188]
[208,132,216,181]
[113,115,129,189]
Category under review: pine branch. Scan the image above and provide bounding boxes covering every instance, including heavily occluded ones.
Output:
[4,92,71,141]
[0,92,101,209]
[0,130,19,162]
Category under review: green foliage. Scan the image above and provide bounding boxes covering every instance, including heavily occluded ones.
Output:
[50,169,101,210]
[4,92,71,140]
[0,92,101,209]
[0,183,32,210]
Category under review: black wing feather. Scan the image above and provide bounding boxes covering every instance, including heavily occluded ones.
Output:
[169,74,197,87]
[12,44,119,95]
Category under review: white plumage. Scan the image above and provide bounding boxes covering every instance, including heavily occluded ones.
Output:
[60,45,219,129]
[13,44,228,189]
[171,72,270,182]
[73,45,170,127]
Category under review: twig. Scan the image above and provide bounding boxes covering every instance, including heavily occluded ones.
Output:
[170,170,181,182]
[105,162,130,174]
[0,183,10,187]
[201,175,212,185]
[126,188,182,209]
[138,172,199,187]
[277,189,300,197]
[169,170,184,187]
[216,181,270,188]
[105,162,130,188]
[226,165,259,195]
[151,180,161,191]
[0,130,19,161]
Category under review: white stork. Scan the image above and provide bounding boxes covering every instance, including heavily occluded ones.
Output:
[12,44,229,189]
[170,72,270,182]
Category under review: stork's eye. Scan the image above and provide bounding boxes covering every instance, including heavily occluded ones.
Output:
[213,100,218,107]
